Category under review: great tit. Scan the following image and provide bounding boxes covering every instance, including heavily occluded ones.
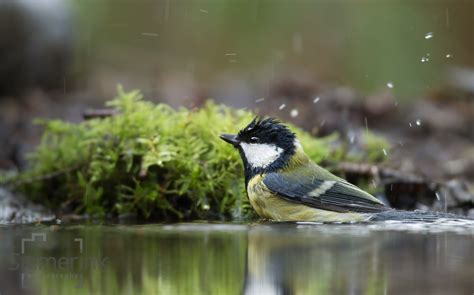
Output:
[220,117,468,222]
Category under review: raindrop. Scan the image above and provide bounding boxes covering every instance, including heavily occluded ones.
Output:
[313,97,320,104]
[279,104,286,110]
[372,179,377,188]
[425,32,434,39]
[416,119,421,126]
[255,98,265,103]
[141,32,158,37]
[292,33,303,53]
[435,192,441,200]
[386,82,394,89]
[409,122,413,127]
[446,53,452,58]
[290,109,299,118]
[364,117,369,135]
[225,53,237,56]
[200,9,209,13]
[421,56,429,63]
[347,131,355,144]
[382,148,388,156]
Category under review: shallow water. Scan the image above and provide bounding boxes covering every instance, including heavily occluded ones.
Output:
[0,221,473,295]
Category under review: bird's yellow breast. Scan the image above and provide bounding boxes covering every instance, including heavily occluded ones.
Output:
[247,174,370,222]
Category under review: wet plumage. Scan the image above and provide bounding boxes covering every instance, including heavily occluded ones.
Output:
[220,117,470,222]
[220,117,391,222]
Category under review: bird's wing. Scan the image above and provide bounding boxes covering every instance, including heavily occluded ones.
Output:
[262,166,389,213]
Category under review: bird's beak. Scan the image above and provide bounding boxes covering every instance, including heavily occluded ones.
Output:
[220,133,240,147]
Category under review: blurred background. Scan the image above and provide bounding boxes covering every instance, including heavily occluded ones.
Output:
[0,0,473,187]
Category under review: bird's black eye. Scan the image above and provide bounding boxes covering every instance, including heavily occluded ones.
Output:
[250,136,259,143]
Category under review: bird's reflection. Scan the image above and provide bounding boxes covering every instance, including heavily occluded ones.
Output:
[242,224,387,295]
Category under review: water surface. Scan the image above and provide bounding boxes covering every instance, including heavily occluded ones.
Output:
[0,221,473,294]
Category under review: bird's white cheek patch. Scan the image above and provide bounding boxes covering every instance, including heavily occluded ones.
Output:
[240,143,283,168]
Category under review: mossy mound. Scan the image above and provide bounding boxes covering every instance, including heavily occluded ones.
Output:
[6,87,390,221]
[12,88,336,220]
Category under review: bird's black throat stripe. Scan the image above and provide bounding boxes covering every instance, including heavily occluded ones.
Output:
[241,148,296,187]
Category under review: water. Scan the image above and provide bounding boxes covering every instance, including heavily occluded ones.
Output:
[290,109,299,118]
[0,222,473,295]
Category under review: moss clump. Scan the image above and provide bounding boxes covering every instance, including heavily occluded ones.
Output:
[361,131,391,162]
[13,87,334,220]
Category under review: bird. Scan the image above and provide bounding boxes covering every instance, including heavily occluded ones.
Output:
[220,117,469,223]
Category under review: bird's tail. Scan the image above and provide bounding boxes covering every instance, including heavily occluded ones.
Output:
[370,209,473,222]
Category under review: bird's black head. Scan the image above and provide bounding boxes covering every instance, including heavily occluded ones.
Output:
[236,117,296,151]
[220,117,297,179]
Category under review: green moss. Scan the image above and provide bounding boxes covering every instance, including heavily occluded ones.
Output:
[361,131,391,162]
[8,87,390,220]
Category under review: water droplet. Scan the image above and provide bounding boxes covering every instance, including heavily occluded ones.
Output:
[409,122,413,127]
[416,119,421,126]
[364,117,369,135]
[313,97,320,104]
[290,109,299,118]
[425,32,434,39]
[255,98,265,103]
[386,82,394,89]
[382,148,388,156]
[347,131,355,144]
[141,32,159,37]
[279,104,286,110]
[446,53,452,58]
[292,33,303,53]
[421,56,430,63]
[372,179,377,188]
[435,192,440,200]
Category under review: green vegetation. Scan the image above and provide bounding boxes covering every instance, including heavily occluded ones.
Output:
[34,225,248,295]
[361,132,391,162]
[7,88,389,220]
